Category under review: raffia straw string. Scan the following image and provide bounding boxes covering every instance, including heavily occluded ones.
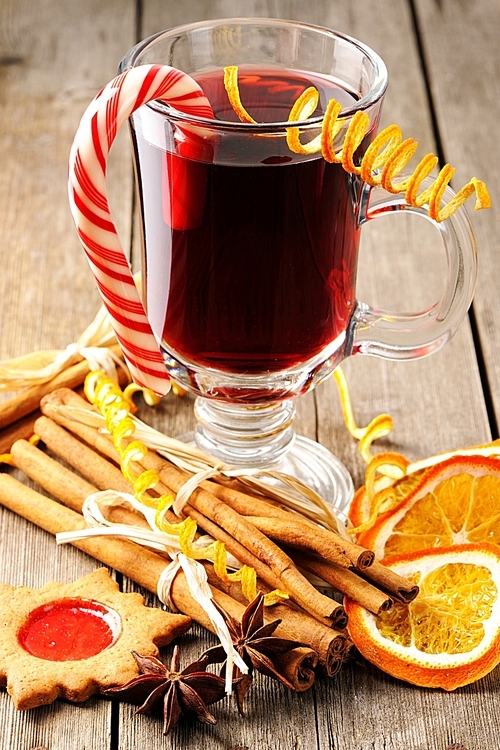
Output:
[51,399,350,534]
[0,304,124,391]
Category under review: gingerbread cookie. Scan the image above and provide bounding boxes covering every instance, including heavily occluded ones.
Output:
[0,568,191,710]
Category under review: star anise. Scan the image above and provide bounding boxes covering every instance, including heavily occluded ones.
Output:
[104,647,227,735]
[202,593,304,715]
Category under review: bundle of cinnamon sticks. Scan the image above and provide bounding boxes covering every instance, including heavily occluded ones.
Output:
[0,385,418,691]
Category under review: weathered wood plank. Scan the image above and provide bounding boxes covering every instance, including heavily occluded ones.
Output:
[412,0,500,417]
[0,0,136,747]
[0,0,497,748]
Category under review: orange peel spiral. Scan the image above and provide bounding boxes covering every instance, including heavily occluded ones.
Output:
[223,66,491,222]
[223,65,257,124]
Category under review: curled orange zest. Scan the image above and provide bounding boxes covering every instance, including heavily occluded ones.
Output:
[85,370,281,604]
[349,452,410,536]
[213,542,287,606]
[223,66,491,222]
[223,66,257,124]
[123,382,161,408]
[332,366,394,463]
[364,452,409,508]
[171,382,187,397]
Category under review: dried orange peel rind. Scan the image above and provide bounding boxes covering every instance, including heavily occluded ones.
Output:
[345,543,500,690]
[332,366,394,465]
[223,66,491,222]
[223,66,257,124]
[348,452,411,536]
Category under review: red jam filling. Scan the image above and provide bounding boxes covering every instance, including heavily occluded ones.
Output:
[17,597,121,661]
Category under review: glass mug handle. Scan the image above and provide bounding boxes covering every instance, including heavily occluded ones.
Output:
[348,179,478,359]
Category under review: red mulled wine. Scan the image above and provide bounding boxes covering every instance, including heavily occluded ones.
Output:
[133,67,370,374]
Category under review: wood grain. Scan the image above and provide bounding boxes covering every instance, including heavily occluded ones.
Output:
[0,0,498,748]
[412,0,500,421]
[0,0,135,747]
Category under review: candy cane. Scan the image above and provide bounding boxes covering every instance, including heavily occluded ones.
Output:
[68,65,214,395]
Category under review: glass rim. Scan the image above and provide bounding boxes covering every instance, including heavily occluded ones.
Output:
[119,17,388,131]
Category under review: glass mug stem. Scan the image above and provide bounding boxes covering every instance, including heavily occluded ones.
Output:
[192,395,354,510]
[193,398,296,466]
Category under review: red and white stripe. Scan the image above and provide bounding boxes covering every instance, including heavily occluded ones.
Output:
[68,64,213,395]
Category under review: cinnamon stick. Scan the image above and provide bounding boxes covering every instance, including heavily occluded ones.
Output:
[0,410,40,454]
[187,501,349,631]
[0,473,173,599]
[150,464,342,625]
[203,564,346,676]
[10,438,142,528]
[286,548,393,615]
[40,388,113,454]
[33,416,133,495]
[190,509,347,640]
[185,505,288,592]
[361,561,419,603]
[11,438,98,513]
[245,516,356,570]
[271,648,318,691]
[195,483,374,570]
[172,577,318,691]
[201,476,317,523]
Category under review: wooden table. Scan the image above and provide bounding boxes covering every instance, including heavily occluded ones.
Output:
[1,0,499,747]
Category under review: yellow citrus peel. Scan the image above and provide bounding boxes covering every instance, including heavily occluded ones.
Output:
[171,382,187,397]
[332,366,394,465]
[84,370,284,605]
[348,452,410,536]
[123,382,161,407]
[223,66,491,222]
[223,66,257,124]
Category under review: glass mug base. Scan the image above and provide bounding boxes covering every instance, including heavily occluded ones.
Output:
[178,397,354,518]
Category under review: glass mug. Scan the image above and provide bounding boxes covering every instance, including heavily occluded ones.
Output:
[69,18,477,508]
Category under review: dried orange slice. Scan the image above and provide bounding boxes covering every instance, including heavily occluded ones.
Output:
[356,455,500,559]
[345,543,500,689]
